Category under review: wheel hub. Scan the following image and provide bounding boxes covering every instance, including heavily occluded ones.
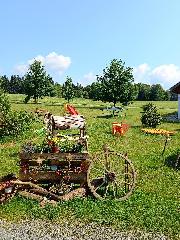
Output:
[105,172,116,183]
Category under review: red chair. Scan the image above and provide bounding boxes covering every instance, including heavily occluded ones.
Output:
[112,122,130,136]
[65,104,79,115]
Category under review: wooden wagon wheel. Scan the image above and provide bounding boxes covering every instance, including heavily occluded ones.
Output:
[87,145,136,201]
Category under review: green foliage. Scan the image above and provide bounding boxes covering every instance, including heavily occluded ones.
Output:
[1,111,34,137]
[53,138,84,153]
[0,75,9,92]
[73,83,84,98]
[135,83,151,101]
[0,90,11,118]
[141,103,162,128]
[85,82,102,100]
[9,75,24,94]
[62,76,74,102]
[135,83,172,101]
[149,84,168,101]
[0,92,35,137]
[21,138,84,154]
[23,60,54,103]
[53,83,62,98]
[97,59,135,106]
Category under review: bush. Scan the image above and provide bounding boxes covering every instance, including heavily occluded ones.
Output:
[0,90,11,123]
[141,103,162,128]
[0,91,35,137]
[1,111,34,137]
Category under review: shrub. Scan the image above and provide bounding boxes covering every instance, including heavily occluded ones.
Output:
[0,91,35,137]
[0,90,11,123]
[141,103,162,128]
[2,111,34,137]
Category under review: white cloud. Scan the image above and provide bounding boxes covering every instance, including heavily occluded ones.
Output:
[133,63,150,76]
[79,72,97,86]
[14,52,71,75]
[133,63,180,89]
[133,63,151,84]
[14,64,28,75]
[150,64,180,85]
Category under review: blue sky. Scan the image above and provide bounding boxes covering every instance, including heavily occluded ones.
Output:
[0,0,180,89]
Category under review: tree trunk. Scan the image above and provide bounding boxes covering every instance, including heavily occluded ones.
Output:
[113,101,116,116]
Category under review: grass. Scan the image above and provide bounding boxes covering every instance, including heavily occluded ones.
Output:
[0,94,180,239]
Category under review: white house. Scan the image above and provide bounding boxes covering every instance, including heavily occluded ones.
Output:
[170,82,180,119]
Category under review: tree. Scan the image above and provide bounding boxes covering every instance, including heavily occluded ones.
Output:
[23,60,54,103]
[97,59,135,106]
[149,84,167,101]
[53,82,62,98]
[73,83,84,98]
[9,75,24,94]
[135,83,151,101]
[62,76,74,102]
[0,75,10,93]
[85,82,102,100]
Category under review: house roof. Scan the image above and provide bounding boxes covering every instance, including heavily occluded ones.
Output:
[170,81,180,94]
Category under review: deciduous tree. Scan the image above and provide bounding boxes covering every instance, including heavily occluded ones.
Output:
[0,75,9,93]
[23,60,54,103]
[149,84,167,101]
[62,76,74,102]
[97,59,135,106]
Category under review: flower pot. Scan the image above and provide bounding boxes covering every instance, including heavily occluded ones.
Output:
[52,146,59,153]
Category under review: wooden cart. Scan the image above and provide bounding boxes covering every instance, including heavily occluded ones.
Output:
[0,145,136,204]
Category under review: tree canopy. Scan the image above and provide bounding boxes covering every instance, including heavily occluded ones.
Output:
[0,58,176,102]
[62,76,74,102]
[23,60,54,103]
[97,59,135,106]
[149,84,168,101]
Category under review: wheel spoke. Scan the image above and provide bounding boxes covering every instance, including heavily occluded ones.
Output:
[112,181,117,197]
[94,179,106,192]
[104,185,110,198]
[87,150,136,201]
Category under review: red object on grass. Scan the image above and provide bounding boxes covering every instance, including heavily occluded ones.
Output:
[65,104,79,115]
[112,122,130,136]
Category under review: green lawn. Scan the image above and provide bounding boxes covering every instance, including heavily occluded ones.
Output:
[0,94,180,239]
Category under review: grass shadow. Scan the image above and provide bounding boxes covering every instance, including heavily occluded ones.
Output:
[96,114,116,119]
[9,152,19,157]
[161,111,180,123]
[42,103,105,110]
[164,150,180,170]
